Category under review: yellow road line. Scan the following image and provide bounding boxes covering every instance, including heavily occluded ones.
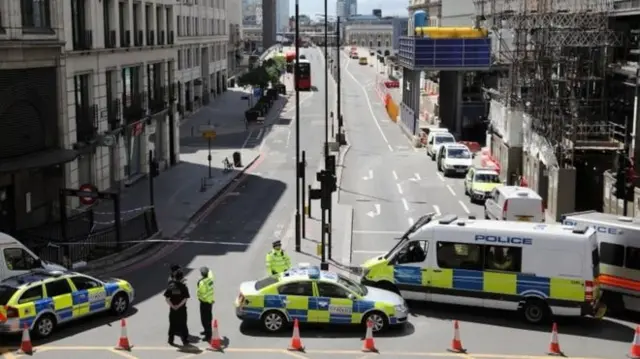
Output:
[109,349,139,359]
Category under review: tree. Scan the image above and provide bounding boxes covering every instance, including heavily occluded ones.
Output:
[237,65,270,89]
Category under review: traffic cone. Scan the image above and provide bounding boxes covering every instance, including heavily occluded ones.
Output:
[448,320,466,353]
[288,319,304,351]
[208,319,223,351]
[17,323,33,355]
[547,323,563,356]
[115,319,132,351]
[628,326,640,359]
[362,320,377,352]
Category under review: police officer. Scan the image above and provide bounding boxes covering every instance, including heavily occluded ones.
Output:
[265,240,292,275]
[197,267,215,341]
[164,269,190,346]
[169,264,181,282]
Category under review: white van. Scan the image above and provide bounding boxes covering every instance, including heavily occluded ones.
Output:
[436,143,473,176]
[562,211,640,313]
[484,186,544,222]
[0,233,65,281]
[361,214,604,324]
[426,129,455,160]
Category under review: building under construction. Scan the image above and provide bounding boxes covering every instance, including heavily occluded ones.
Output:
[472,0,627,218]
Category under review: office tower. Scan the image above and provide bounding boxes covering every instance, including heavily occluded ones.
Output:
[276,0,289,32]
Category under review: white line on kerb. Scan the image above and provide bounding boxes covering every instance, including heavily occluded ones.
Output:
[433,205,441,216]
[436,173,445,182]
[447,185,456,196]
[401,198,409,211]
[458,200,471,214]
[392,170,398,180]
[408,217,415,226]
[396,183,404,195]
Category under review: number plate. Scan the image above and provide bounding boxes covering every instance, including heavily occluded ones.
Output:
[328,305,352,315]
[516,216,531,222]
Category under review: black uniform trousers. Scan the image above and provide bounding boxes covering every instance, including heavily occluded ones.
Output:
[168,306,189,345]
[200,301,213,339]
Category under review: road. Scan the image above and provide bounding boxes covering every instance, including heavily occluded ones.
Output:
[0,46,636,359]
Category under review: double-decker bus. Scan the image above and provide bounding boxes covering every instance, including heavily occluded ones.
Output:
[295,59,311,91]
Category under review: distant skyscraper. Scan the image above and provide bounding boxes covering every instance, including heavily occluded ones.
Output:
[242,0,262,26]
[336,0,357,18]
[275,0,289,32]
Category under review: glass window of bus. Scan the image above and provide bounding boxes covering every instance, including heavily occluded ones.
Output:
[625,246,640,270]
[297,62,310,77]
[436,242,483,270]
[599,242,624,266]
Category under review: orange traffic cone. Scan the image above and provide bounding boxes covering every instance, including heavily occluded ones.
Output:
[628,326,640,359]
[548,323,563,356]
[448,320,466,353]
[115,319,132,351]
[17,323,33,355]
[288,319,304,351]
[362,320,377,352]
[208,319,223,351]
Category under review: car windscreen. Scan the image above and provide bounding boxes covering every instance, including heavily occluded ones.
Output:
[447,148,470,159]
[255,276,279,290]
[0,285,17,305]
[337,274,367,296]
[475,173,501,183]
[435,136,455,145]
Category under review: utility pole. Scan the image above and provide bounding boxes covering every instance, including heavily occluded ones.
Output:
[323,0,329,161]
[336,16,344,144]
[294,0,302,252]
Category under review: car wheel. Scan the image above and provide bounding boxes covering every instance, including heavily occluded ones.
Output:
[521,299,550,325]
[33,314,56,338]
[111,293,130,315]
[363,311,389,333]
[261,310,287,332]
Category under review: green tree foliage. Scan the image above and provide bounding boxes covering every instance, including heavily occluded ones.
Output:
[238,57,286,88]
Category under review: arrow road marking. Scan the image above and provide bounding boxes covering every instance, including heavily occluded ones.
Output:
[362,170,373,180]
[366,203,381,218]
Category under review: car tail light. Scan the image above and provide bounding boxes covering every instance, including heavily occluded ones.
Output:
[6,307,19,319]
[585,280,594,302]
[502,200,509,220]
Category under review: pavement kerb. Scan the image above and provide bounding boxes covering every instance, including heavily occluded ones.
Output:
[84,153,261,275]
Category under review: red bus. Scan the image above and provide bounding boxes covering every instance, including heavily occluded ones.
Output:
[295,59,311,91]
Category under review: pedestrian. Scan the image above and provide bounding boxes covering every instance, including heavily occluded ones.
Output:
[265,240,292,275]
[169,264,181,282]
[164,269,190,346]
[197,267,215,341]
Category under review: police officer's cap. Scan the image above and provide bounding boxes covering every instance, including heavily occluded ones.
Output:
[170,264,180,272]
[272,240,282,247]
[200,267,209,276]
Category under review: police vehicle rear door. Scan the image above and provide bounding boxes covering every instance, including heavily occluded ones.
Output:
[276,281,314,323]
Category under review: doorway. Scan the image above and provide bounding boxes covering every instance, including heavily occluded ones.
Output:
[0,185,15,234]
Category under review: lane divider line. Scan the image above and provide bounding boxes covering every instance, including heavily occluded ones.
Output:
[397,183,404,195]
[458,200,471,214]
[401,198,410,211]
[433,205,441,216]
[447,184,456,196]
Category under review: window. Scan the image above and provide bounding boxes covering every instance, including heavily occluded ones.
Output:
[592,248,600,277]
[45,279,73,297]
[70,276,101,290]
[4,248,38,271]
[483,245,522,272]
[395,240,428,265]
[19,285,43,304]
[255,277,279,290]
[178,50,183,70]
[436,242,483,270]
[626,246,640,270]
[177,17,182,36]
[600,242,624,266]
[0,286,17,305]
[277,281,313,296]
[317,282,351,298]
[21,0,51,30]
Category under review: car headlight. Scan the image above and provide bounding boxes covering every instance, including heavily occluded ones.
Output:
[394,304,408,313]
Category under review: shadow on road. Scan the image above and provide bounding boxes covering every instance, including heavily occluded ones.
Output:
[408,300,634,342]
[239,321,414,339]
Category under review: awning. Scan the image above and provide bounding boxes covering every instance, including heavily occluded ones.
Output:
[0,148,78,173]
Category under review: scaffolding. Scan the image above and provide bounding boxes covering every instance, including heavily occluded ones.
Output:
[473,0,620,166]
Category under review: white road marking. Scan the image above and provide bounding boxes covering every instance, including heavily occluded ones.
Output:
[436,173,445,181]
[344,56,393,152]
[458,200,471,214]
[241,131,252,149]
[396,183,404,195]
[401,198,409,211]
[256,128,264,140]
[408,217,414,226]
[415,173,421,180]
[433,205,441,215]
[392,170,398,180]
[447,185,456,196]
[285,128,291,148]
[366,203,381,218]
[353,230,404,234]
[353,250,387,254]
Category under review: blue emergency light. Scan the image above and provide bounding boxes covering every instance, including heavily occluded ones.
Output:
[307,266,321,279]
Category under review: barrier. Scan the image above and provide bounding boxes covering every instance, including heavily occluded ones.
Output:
[386,97,399,123]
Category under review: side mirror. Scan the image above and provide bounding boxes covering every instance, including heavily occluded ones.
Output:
[347,293,356,300]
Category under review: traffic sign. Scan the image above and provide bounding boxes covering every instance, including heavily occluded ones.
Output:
[78,184,98,205]
[199,124,217,139]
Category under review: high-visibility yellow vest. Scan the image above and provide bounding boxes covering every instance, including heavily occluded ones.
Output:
[266,249,291,274]
[197,271,215,303]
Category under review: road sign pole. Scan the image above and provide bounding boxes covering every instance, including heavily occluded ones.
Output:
[207,121,213,178]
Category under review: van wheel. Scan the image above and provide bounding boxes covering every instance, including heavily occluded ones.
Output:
[377,281,400,294]
[33,314,57,338]
[521,299,550,325]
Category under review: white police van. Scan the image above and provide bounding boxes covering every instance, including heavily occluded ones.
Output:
[562,211,640,313]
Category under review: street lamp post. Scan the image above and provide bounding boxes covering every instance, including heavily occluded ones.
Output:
[294,0,302,252]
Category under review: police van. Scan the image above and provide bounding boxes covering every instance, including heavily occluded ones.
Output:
[562,211,640,313]
[360,213,605,324]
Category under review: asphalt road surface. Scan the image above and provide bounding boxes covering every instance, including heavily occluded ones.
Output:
[0,46,637,359]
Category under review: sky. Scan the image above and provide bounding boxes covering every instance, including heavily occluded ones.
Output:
[289,0,410,18]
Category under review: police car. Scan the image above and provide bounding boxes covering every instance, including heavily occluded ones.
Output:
[361,213,606,324]
[235,265,408,332]
[0,269,134,338]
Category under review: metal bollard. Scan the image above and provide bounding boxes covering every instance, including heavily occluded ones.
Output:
[200,177,206,192]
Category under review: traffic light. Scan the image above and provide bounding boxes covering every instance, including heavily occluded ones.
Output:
[616,151,631,198]
[316,170,337,209]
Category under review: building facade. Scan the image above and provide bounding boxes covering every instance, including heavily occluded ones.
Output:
[337,0,358,18]
[176,0,228,122]
[242,0,262,26]
[227,0,243,76]
[345,23,393,55]
[276,0,289,32]
[0,0,78,233]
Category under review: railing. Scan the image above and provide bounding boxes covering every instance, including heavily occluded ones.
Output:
[258,45,280,63]
[74,29,93,50]
[123,92,147,124]
[147,30,155,45]
[159,30,165,45]
[105,29,116,48]
[168,30,174,44]
[149,86,167,114]
[108,98,122,130]
[135,30,143,46]
[120,30,131,47]
[76,104,98,143]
